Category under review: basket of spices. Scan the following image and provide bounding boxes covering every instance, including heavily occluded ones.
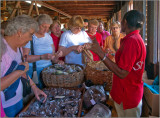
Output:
[42,64,84,87]
[83,50,113,91]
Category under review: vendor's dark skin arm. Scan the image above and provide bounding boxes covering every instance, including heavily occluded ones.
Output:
[90,39,129,79]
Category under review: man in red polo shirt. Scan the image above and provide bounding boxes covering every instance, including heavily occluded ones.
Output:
[86,19,103,61]
[87,10,146,117]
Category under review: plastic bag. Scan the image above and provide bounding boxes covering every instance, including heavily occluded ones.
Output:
[84,103,111,118]
[83,85,106,109]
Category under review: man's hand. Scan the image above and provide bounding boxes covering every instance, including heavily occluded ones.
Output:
[90,38,104,55]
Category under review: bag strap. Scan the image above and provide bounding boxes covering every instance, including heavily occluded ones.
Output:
[19,48,24,62]
[19,48,30,81]
[30,40,37,71]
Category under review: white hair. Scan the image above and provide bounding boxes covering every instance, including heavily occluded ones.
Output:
[4,14,38,36]
[37,14,53,25]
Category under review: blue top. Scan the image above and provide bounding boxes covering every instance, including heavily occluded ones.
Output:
[24,33,53,68]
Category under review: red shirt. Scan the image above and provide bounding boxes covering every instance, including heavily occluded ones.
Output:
[110,30,146,110]
[86,32,103,61]
[50,31,63,52]
[50,31,64,61]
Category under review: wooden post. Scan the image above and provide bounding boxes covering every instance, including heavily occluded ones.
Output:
[17,8,20,16]
[9,1,21,19]
[1,0,6,10]
[35,1,39,16]
[28,1,34,16]
[18,4,22,15]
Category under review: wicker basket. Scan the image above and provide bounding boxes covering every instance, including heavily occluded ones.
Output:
[42,64,84,87]
[85,61,113,91]
[83,50,113,91]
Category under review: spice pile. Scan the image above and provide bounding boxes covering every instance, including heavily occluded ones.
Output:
[42,64,82,75]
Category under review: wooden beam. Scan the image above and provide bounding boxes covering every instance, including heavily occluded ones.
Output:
[1,0,6,10]
[65,12,111,14]
[28,1,34,16]
[63,9,114,12]
[82,16,107,18]
[36,1,72,18]
[35,1,39,16]
[57,6,115,9]
[66,11,112,13]
[49,4,116,6]
[45,1,117,5]
[9,1,21,19]
[18,3,22,15]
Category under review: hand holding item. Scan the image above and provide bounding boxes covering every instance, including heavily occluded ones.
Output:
[31,83,47,103]
[57,60,64,65]
[105,48,114,54]
[90,38,103,55]
[55,50,63,58]
[19,62,29,74]
[83,43,92,50]
[74,45,84,54]
[41,53,53,60]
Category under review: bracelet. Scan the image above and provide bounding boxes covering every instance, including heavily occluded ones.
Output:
[101,53,107,61]
[40,55,42,60]
[30,83,36,88]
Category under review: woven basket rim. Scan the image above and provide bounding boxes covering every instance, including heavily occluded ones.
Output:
[42,63,84,73]
[86,62,111,72]
[42,63,84,87]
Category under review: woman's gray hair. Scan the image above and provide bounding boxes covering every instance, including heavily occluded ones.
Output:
[4,14,38,36]
[36,14,53,25]
[1,38,7,56]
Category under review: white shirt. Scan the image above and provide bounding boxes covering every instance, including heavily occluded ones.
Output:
[59,30,91,65]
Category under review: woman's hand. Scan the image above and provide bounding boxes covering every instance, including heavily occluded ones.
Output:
[52,51,64,63]
[19,62,29,74]
[83,43,92,50]
[41,53,53,60]
[55,50,63,58]
[73,45,84,53]
[57,60,64,65]
[32,85,47,103]
[105,48,112,54]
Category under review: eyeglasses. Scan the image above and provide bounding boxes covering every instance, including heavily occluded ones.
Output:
[111,27,119,30]
[73,27,81,30]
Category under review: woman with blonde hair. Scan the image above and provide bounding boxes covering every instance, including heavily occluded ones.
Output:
[50,20,63,52]
[57,15,91,66]
[103,21,125,54]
